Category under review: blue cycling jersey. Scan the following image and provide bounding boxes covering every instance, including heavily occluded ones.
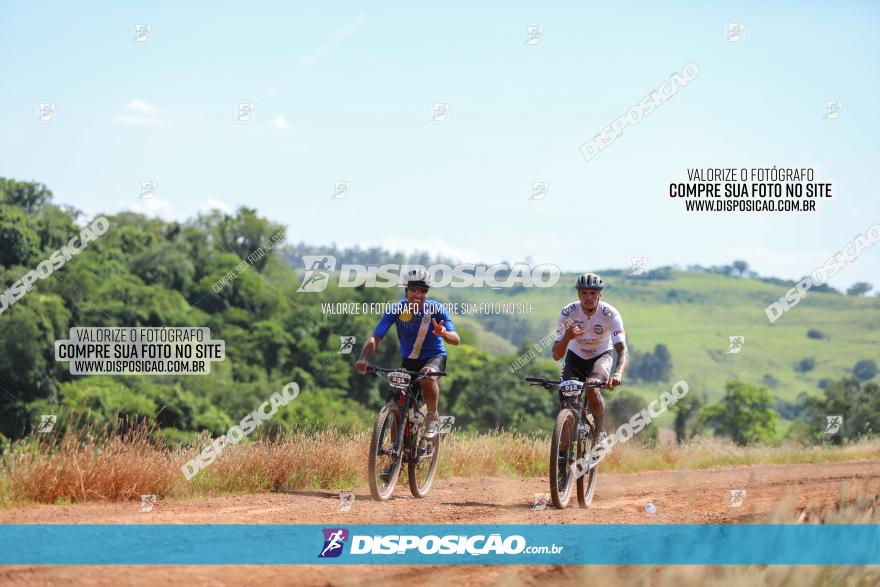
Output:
[372,298,456,360]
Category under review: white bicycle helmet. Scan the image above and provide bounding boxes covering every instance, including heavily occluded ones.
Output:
[403,267,431,288]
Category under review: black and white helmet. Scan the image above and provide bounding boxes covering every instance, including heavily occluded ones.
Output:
[403,267,431,288]
[575,272,604,290]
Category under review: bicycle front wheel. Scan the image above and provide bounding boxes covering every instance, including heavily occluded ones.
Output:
[549,408,578,509]
[368,403,403,501]
[408,429,440,498]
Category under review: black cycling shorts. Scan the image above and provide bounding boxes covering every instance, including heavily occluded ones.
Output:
[401,354,447,375]
[559,350,612,401]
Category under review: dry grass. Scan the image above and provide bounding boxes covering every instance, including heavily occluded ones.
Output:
[1,424,879,507]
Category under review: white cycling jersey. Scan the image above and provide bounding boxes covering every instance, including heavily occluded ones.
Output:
[554,300,626,360]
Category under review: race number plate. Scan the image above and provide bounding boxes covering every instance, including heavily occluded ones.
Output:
[388,371,411,387]
[559,379,583,396]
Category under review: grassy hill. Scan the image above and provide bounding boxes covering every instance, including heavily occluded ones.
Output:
[441,270,879,403]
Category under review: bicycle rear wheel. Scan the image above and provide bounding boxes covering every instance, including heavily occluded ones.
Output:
[408,416,440,498]
[577,420,598,507]
[549,409,578,508]
[368,403,403,501]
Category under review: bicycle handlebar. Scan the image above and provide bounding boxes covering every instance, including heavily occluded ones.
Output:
[366,365,447,378]
[524,376,614,390]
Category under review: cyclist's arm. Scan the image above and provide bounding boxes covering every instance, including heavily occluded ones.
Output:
[441,330,460,345]
[551,316,578,361]
[357,335,381,364]
[552,332,574,361]
[612,341,628,379]
[436,310,460,345]
[357,310,395,371]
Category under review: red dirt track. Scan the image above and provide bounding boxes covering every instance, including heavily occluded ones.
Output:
[1,460,878,586]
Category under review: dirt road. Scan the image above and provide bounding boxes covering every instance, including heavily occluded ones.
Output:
[1,460,878,586]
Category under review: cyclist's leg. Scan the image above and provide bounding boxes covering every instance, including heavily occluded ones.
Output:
[417,354,446,415]
[585,351,613,437]
[559,350,589,402]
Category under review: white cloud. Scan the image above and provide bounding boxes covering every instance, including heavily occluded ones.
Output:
[115,98,171,127]
[271,115,290,130]
[114,114,172,128]
[199,197,233,214]
[124,99,160,114]
[127,196,177,220]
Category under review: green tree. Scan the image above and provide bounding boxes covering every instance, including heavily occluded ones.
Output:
[803,377,880,443]
[846,282,873,296]
[701,380,778,445]
[853,360,877,382]
[0,178,53,213]
[0,206,42,267]
[672,392,706,443]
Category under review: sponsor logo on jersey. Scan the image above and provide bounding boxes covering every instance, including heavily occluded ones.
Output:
[602,305,617,319]
[593,324,604,335]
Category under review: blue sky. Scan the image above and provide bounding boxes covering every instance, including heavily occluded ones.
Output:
[1,1,878,289]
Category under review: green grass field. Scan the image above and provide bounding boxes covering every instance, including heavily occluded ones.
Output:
[443,269,879,406]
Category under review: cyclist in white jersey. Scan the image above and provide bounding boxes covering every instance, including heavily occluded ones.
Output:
[551,273,629,450]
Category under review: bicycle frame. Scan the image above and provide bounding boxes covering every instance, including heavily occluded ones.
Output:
[372,367,446,464]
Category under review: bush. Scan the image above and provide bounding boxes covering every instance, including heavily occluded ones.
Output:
[806,329,825,340]
[796,357,816,373]
[701,381,779,446]
[853,360,877,381]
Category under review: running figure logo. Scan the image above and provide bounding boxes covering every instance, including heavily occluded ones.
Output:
[319,528,349,558]
[338,336,356,354]
[824,415,843,435]
[298,255,336,292]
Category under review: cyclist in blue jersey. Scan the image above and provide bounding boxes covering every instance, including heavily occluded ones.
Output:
[355,268,460,442]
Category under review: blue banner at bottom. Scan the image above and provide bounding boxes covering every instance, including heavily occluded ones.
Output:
[0,525,877,565]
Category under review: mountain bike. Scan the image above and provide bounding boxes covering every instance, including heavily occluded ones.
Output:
[366,365,447,501]
[525,377,606,509]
